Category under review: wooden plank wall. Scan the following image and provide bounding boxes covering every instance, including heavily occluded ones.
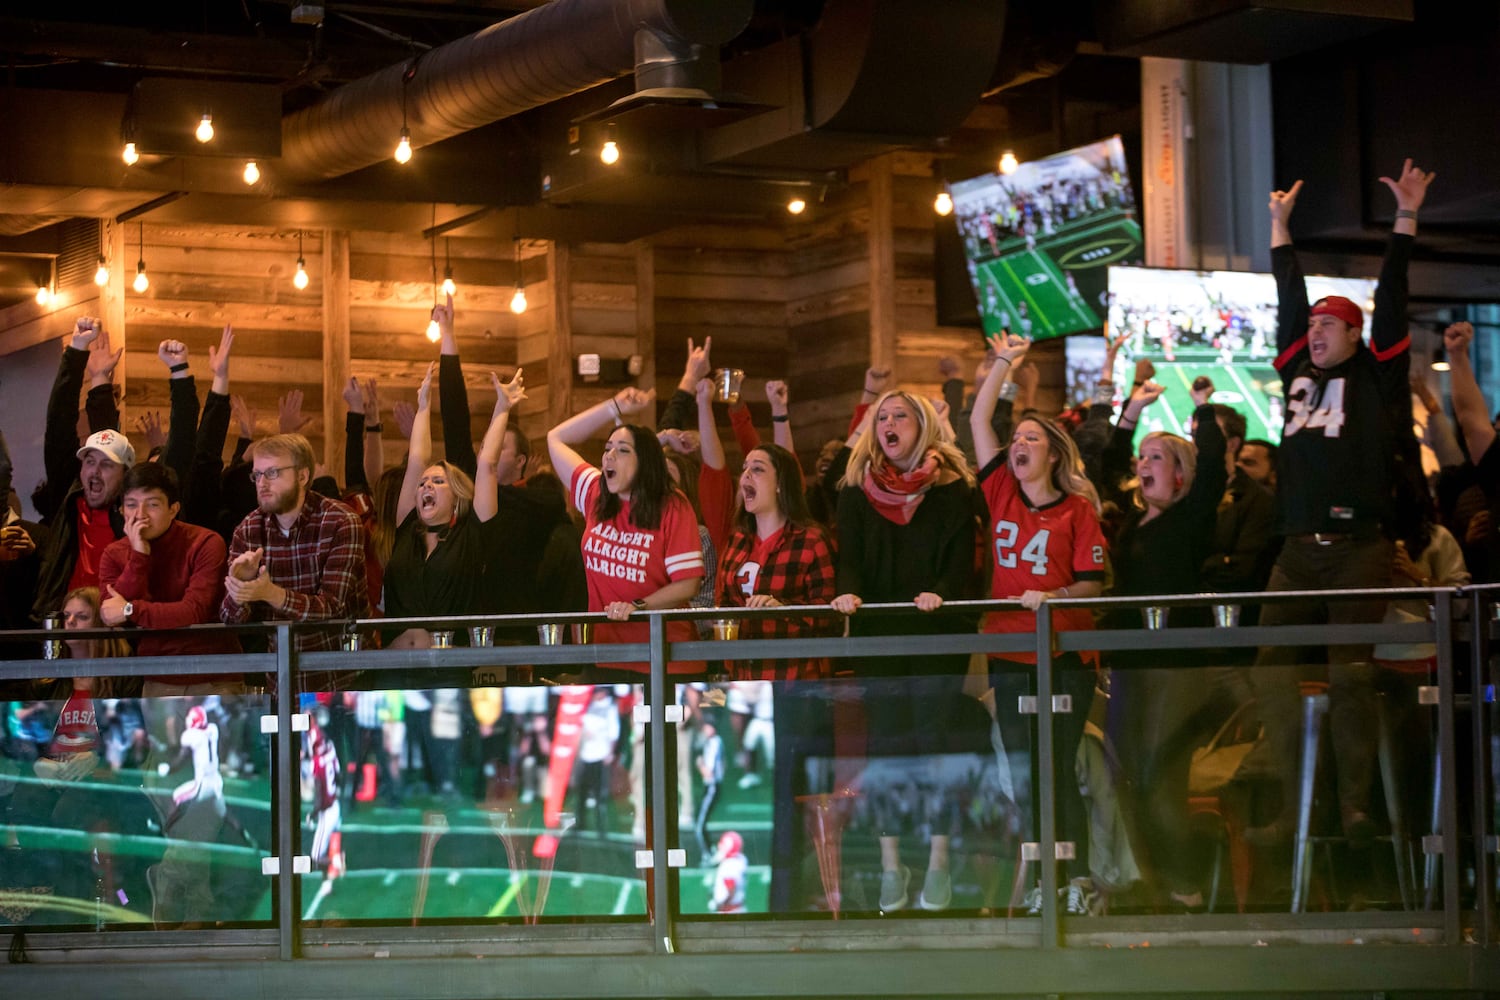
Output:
[651,224,788,461]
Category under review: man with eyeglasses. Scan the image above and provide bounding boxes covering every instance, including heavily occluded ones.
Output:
[220,433,368,650]
[99,462,240,696]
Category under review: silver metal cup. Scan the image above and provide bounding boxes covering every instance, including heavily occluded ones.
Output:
[570,623,594,645]
[538,624,563,645]
[469,626,495,647]
[431,630,455,649]
[1142,606,1169,630]
[1212,604,1241,628]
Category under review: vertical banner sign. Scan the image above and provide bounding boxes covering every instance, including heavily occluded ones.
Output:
[1141,57,1191,269]
[536,684,592,857]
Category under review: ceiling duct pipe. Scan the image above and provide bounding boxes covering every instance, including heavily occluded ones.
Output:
[279,0,752,183]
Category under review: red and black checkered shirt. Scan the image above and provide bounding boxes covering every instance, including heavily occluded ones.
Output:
[715,521,838,681]
[220,491,369,651]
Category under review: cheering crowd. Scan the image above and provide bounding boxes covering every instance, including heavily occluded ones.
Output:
[2,157,1493,917]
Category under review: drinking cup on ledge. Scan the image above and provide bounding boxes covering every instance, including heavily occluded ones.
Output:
[42,614,62,661]
[710,619,740,641]
[430,630,455,649]
[341,627,363,652]
[1141,606,1169,630]
[469,626,495,647]
[713,367,745,404]
[570,622,594,645]
[538,624,563,646]
[1212,604,1241,628]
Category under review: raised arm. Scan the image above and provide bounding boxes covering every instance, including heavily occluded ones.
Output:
[766,379,796,456]
[157,338,199,483]
[1269,180,1310,365]
[660,336,712,431]
[395,362,436,525]
[361,378,385,488]
[547,387,657,503]
[695,378,726,472]
[341,376,367,490]
[474,369,526,522]
[434,294,478,479]
[970,332,1030,470]
[1445,322,1495,462]
[183,330,234,530]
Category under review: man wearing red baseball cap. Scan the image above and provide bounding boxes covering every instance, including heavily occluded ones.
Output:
[1243,159,1436,849]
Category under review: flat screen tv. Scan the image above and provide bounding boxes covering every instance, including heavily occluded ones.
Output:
[948,136,1142,341]
[1063,265,1380,444]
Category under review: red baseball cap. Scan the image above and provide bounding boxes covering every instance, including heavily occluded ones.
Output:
[1309,295,1364,332]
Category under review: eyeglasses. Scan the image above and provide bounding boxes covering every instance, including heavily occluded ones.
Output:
[249,465,296,484]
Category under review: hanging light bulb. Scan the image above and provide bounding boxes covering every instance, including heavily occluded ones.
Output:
[999,150,1019,175]
[132,222,148,293]
[395,127,412,164]
[425,317,442,342]
[243,161,260,185]
[35,284,51,306]
[600,139,620,166]
[786,197,807,215]
[933,191,954,216]
[122,142,139,166]
[94,256,109,287]
[509,286,528,314]
[196,113,215,143]
[293,258,309,290]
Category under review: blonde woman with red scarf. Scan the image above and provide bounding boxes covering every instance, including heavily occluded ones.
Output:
[831,388,983,914]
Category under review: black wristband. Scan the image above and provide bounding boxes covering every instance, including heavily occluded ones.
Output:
[169,362,189,373]
[771,414,789,423]
[365,423,383,433]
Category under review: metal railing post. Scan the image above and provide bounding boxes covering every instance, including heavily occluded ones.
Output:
[648,612,677,955]
[1471,593,1495,945]
[275,624,299,960]
[1035,601,1059,949]
[1435,590,1462,944]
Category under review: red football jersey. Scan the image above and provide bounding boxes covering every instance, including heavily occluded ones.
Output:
[980,462,1107,663]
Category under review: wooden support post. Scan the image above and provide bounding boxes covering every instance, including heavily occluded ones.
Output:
[321,230,351,474]
[104,218,128,403]
[865,154,898,373]
[633,241,655,396]
[547,243,574,431]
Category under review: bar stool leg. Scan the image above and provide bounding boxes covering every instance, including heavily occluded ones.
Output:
[1377,696,1415,910]
[1292,692,1329,913]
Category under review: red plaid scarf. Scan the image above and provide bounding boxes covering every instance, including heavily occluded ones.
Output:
[861,450,942,525]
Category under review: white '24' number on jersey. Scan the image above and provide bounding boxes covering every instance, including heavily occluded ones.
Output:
[995,521,1050,576]
[1283,375,1346,439]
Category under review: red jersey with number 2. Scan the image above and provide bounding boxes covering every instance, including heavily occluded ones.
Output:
[980,461,1107,663]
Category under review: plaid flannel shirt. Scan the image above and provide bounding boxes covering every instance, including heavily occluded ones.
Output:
[220,491,369,651]
[715,521,837,681]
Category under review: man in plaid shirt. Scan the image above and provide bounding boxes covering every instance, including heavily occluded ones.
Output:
[220,433,369,650]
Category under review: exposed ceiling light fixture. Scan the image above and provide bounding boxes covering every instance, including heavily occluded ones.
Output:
[243,161,261,185]
[293,231,310,290]
[934,190,953,216]
[133,222,149,293]
[509,237,527,315]
[196,112,215,144]
[999,150,1019,175]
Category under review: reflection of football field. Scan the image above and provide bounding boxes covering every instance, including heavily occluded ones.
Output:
[977,212,1142,339]
[1124,359,1283,444]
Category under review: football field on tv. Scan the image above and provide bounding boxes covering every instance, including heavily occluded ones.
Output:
[1120,358,1284,445]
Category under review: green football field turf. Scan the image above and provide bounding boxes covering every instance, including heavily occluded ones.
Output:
[976,212,1143,339]
[1122,360,1283,444]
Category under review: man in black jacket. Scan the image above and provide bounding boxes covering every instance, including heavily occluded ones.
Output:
[32,318,132,622]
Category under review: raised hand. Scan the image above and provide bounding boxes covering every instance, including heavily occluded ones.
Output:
[864,365,892,397]
[86,327,124,386]
[1379,158,1436,213]
[230,394,256,440]
[1443,321,1474,361]
[1131,380,1167,409]
[765,379,789,412]
[433,292,455,347]
[341,376,364,414]
[278,389,311,434]
[682,337,713,386]
[70,317,102,352]
[1268,179,1303,225]
[695,376,714,408]
[392,400,416,440]
[615,386,656,418]
[134,410,166,451]
[937,356,961,379]
[360,377,381,419]
[208,325,234,382]
[415,362,436,412]
[156,339,189,370]
[1133,356,1157,386]
[987,330,1031,368]
[491,368,526,413]
[1190,375,1215,408]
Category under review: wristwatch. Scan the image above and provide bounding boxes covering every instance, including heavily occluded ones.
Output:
[121,601,134,620]
[631,598,648,611]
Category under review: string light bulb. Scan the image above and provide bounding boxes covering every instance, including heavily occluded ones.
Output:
[934,191,954,216]
[94,256,109,287]
[122,142,139,166]
[395,127,413,164]
[196,113,215,144]
[999,150,1019,175]
[133,223,148,293]
[35,284,51,306]
[786,197,807,215]
[509,237,527,314]
[600,139,620,165]
[243,161,260,185]
[292,231,309,290]
[426,317,442,342]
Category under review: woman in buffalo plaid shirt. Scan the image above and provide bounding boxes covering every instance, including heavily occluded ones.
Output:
[715,444,837,681]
